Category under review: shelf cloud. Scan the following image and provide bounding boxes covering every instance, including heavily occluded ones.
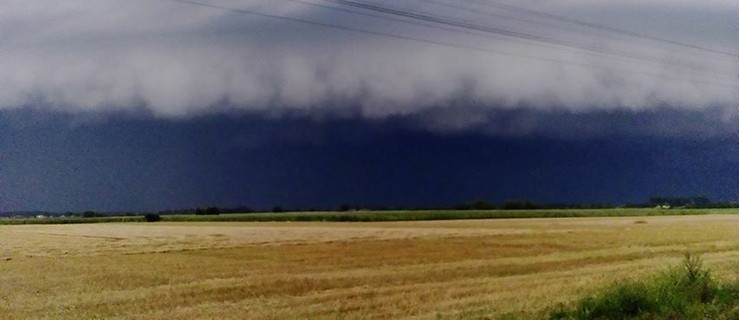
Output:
[1,0,736,125]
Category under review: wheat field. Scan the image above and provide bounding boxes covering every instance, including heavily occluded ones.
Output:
[0,214,737,319]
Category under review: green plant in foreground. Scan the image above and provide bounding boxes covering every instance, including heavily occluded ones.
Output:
[548,253,738,320]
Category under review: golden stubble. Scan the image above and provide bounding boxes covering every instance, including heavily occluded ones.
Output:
[0,214,736,319]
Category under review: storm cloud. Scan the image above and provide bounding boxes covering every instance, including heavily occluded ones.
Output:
[0,0,736,124]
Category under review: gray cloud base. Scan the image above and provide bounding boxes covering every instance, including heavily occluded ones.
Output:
[1,0,736,128]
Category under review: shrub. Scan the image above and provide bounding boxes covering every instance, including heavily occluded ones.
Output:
[143,214,161,222]
[549,253,738,319]
[81,211,103,218]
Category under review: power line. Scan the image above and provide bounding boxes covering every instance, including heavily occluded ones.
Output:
[416,0,731,63]
[276,0,512,42]
[319,0,735,80]
[278,0,658,66]
[167,0,736,89]
[285,0,735,82]
[168,0,560,61]
[454,0,738,59]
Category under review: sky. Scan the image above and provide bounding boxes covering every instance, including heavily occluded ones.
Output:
[0,0,737,212]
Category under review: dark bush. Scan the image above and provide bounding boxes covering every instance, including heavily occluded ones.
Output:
[549,253,738,319]
[502,200,539,210]
[144,213,161,222]
[81,211,102,218]
[204,206,220,215]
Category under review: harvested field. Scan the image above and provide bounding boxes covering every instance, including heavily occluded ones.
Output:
[0,214,737,319]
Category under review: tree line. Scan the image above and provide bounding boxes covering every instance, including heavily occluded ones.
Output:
[4,196,736,219]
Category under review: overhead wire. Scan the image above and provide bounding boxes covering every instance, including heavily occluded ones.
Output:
[283,0,736,84]
[412,0,734,64]
[274,0,513,42]
[167,0,737,89]
[450,0,738,59]
[317,0,735,80]
[299,0,736,82]
[275,0,657,62]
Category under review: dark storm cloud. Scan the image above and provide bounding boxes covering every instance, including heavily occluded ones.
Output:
[1,109,737,212]
[415,106,739,139]
[0,0,735,125]
[1,1,737,213]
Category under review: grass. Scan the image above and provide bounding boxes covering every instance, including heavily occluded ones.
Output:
[0,214,736,319]
[2,208,735,225]
[548,253,739,319]
[0,215,144,225]
[162,208,725,223]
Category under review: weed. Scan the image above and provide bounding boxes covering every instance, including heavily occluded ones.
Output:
[548,253,738,319]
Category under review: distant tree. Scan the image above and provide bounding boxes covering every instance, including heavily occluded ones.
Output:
[631,202,649,208]
[457,199,495,210]
[649,196,712,208]
[195,208,205,215]
[583,203,615,209]
[471,200,496,210]
[689,197,711,208]
[144,213,161,222]
[338,204,352,212]
[229,206,253,214]
[502,200,538,210]
[205,206,221,215]
[272,206,284,213]
[81,211,100,218]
